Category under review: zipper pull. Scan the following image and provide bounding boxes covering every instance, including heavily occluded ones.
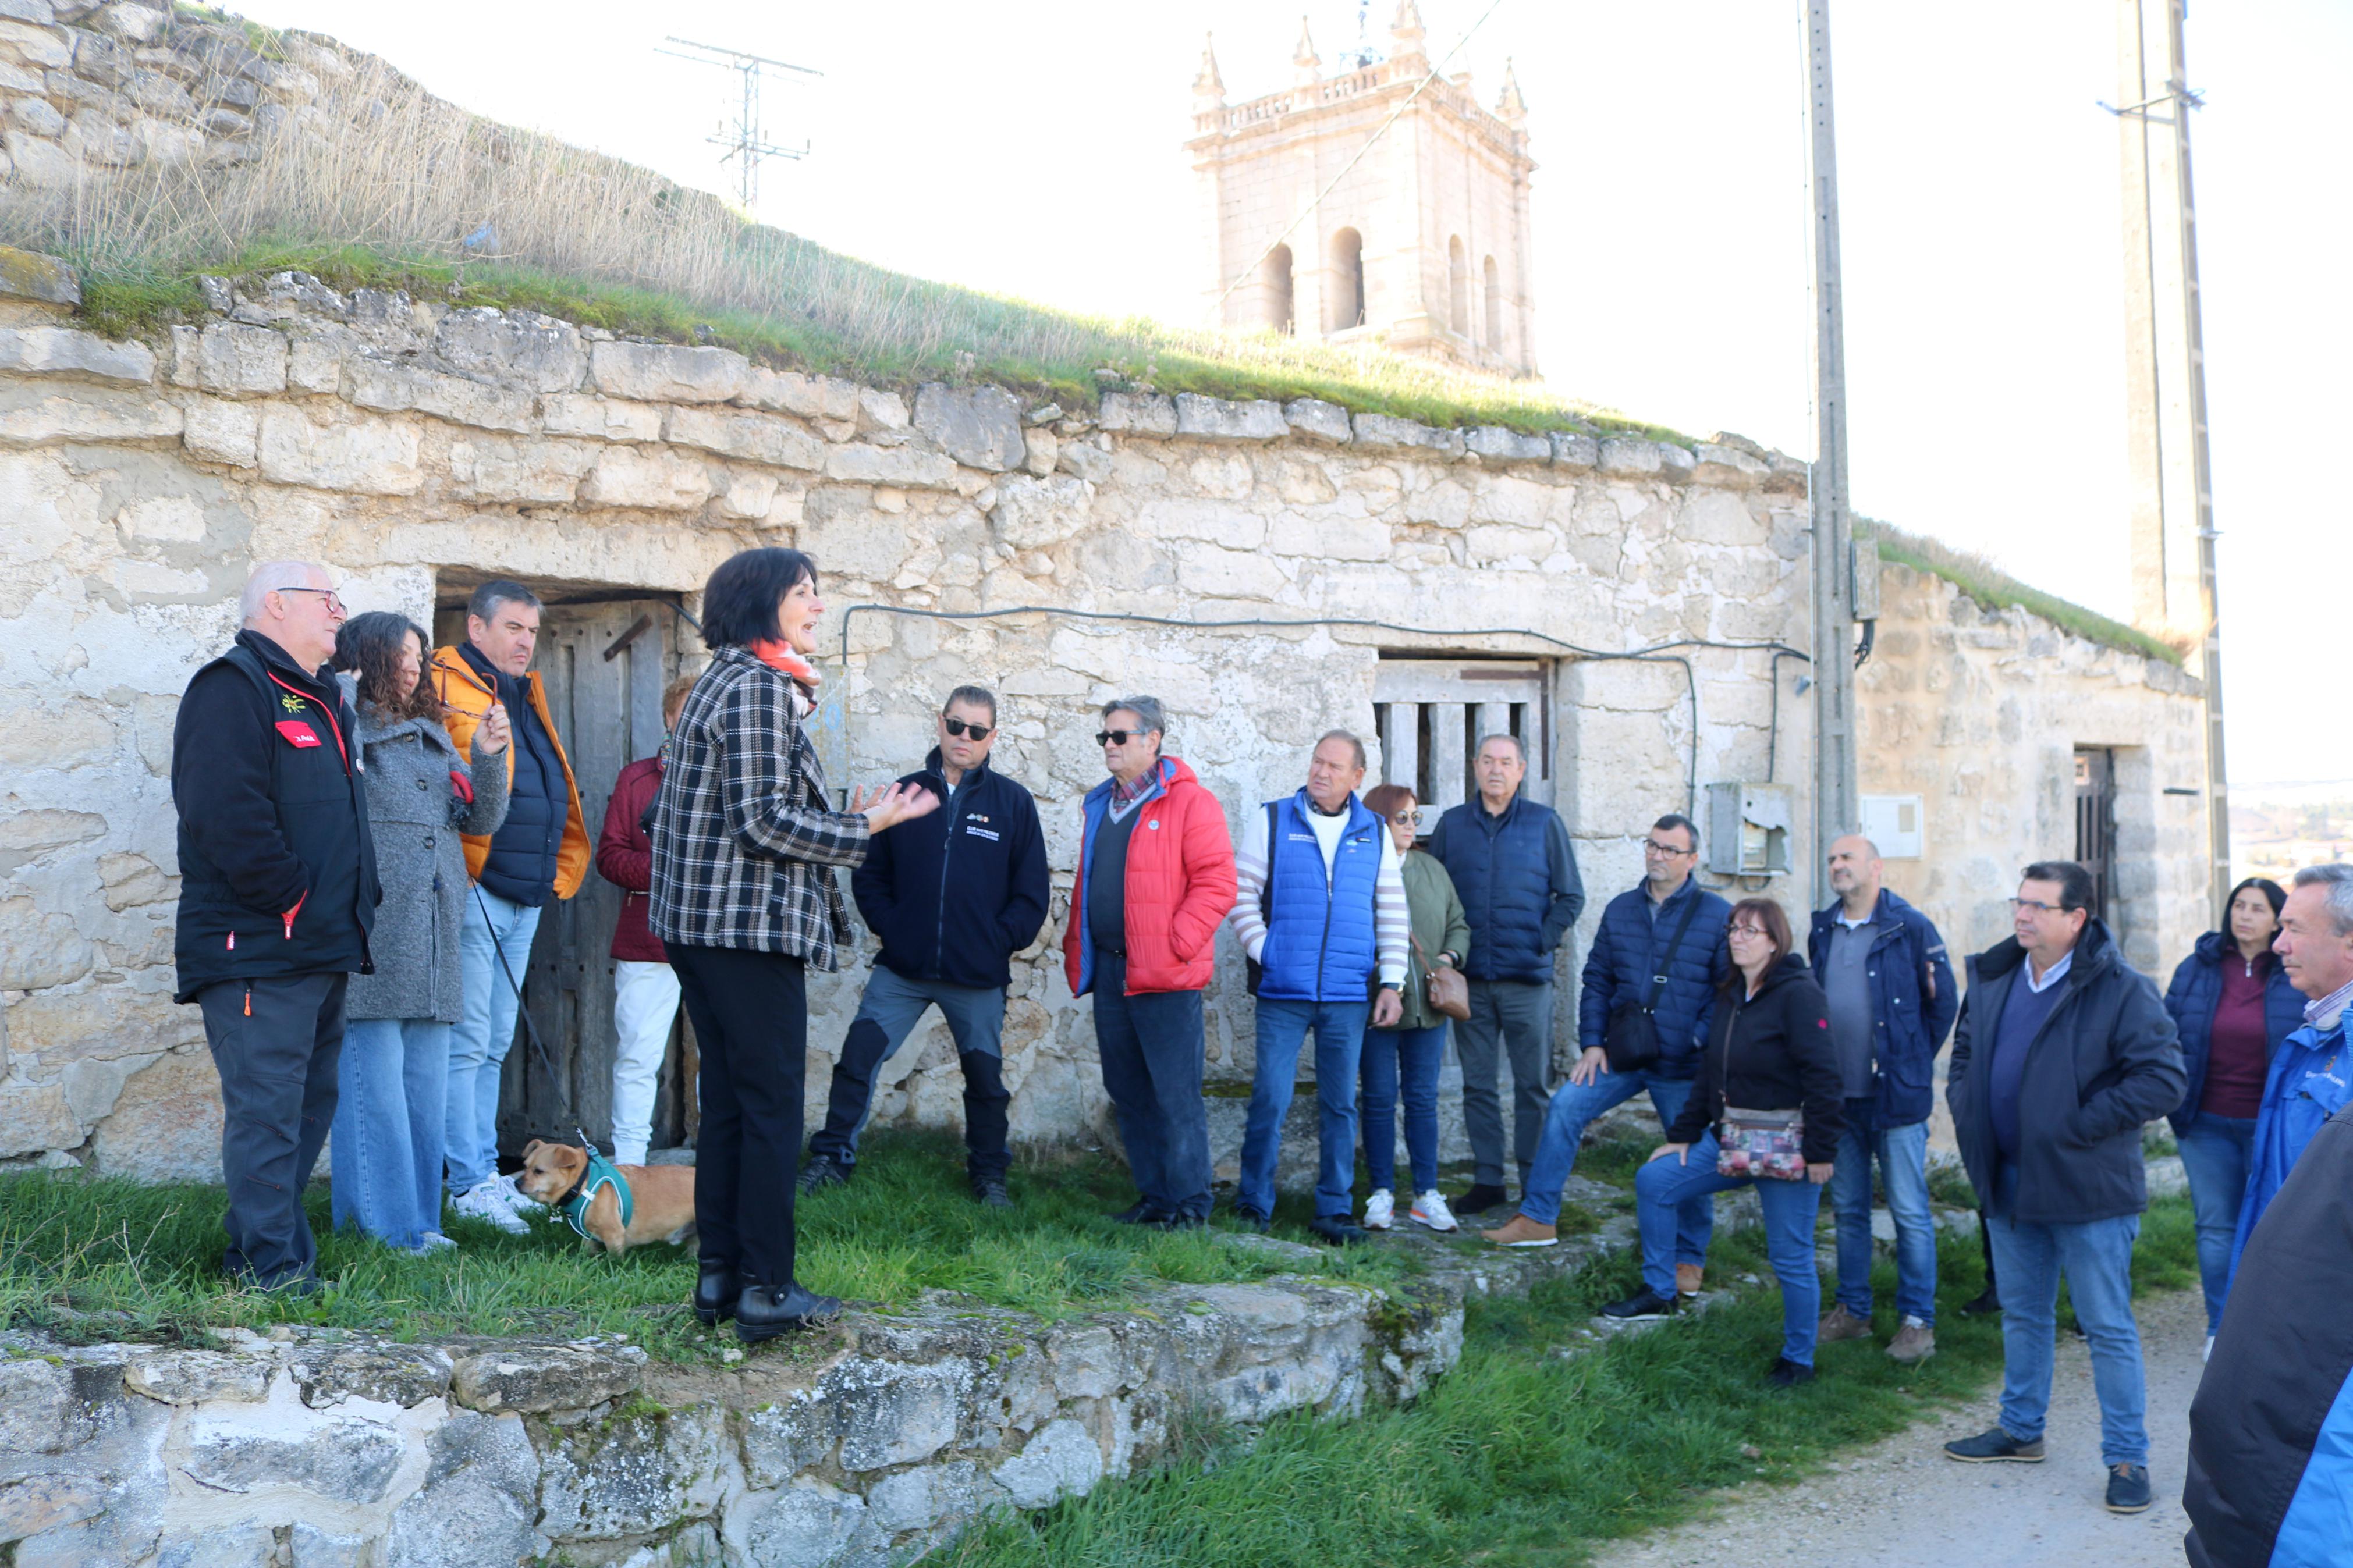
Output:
[243,985,252,1018]
[226,931,235,952]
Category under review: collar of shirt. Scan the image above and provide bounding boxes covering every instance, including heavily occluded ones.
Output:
[2306,976,2353,1033]
[2024,947,2074,994]
[1107,766,1159,821]
[1835,908,1876,932]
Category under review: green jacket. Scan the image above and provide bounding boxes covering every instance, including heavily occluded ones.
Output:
[1378,848,1471,1032]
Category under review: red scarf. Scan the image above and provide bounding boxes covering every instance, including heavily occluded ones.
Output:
[747,639,821,689]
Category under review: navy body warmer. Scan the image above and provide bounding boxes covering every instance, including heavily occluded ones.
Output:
[1429,795,1578,984]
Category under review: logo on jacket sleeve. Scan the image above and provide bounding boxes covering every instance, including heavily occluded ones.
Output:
[279,693,307,714]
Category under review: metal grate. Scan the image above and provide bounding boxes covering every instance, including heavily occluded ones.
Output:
[1372,659,1550,821]
[2074,747,2116,924]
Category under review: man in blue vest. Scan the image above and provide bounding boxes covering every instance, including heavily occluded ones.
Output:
[1482,813,1727,1259]
[1428,734,1585,1217]
[1229,731,1408,1244]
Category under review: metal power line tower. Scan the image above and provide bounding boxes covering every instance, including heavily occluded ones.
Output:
[655,36,821,211]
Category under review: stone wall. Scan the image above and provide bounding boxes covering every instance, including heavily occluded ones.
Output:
[0,250,1833,1179]
[0,1264,1461,1567]
[1859,561,2209,981]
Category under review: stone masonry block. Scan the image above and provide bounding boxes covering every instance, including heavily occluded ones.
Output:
[256,407,420,493]
[0,325,151,385]
[579,445,712,511]
[1096,390,1176,436]
[589,341,747,404]
[449,1345,644,1413]
[1598,436,1662,478]
[1351,413,1465,459]
[989,473,1092,550]
[179,396,257,465]
[434,307,587,393]
[541,394,662,443]
[1691,441,1768,488]
[913,382,1026,472]
[344,359,537,434]
[169,322,286,395]
[991,1418,1102,1509]
[1280,397,1351,444]
[1173,393,1286,443]
[663,403,825,471]
[0,242,79,304]
[1463,425,1549,464]
[823,442,957,490]
[739,366,858,421]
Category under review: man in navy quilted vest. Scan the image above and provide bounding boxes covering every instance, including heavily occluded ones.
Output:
[1428,734,1587,1217]
[1229,731,1409,1244]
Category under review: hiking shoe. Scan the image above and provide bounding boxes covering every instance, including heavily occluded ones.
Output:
[1479,1214,1559,1249]
[1943,1427,2045,1463]
[1600,1286,1680,1321]
[1959,1285,2001,1317]
[1452,1182,1509,1216]
[970,1176,1013,1209]
[1887,1318,1936,1364]
[796,1154,849,1196]
[1110,1200,1161,1225]
[452,1181,528,1235]
[1818,1304,1873,1343]
[1676,1262,1705,1296]
[1409,1190,1459,1233]
[1766,1356,1815,1388]
[1309,1215,1368,1246]
[1362,1189,1395,1231]
[2105,1463,2153,1514]
[736,1283,842,1344]
[1229,1206,1270,1234]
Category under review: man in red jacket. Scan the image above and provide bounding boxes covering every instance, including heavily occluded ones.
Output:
[596,676,697,1166]
[1063,696,1237,1227]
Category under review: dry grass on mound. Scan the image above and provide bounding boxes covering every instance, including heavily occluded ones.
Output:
[0,35,1658,435]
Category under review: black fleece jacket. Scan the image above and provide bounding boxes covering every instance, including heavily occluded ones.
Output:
[171,628,379,1001]
[1666,953,1847,1164]
[850,749,1049,990]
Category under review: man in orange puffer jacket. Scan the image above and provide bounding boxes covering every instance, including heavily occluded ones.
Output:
[1064,696,1237,1228]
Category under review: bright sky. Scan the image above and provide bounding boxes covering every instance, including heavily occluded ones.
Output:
[253,0,2348,785]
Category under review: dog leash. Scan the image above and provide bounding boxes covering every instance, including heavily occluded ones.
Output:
[470,880,594,1153]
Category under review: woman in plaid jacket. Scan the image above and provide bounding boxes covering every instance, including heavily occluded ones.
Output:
[649,547,936,1342]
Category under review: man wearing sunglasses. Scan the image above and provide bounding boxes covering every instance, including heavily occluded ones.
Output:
[171,561,380,1295]
[800,686,1048,1206]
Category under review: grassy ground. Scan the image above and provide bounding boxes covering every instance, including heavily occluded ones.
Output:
[1865,518,2188,667]
[0,1132,1409,1362]
[939,1193,2201,1568]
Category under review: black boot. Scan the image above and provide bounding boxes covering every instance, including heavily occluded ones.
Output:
[971,1174,1013,1209]
[694,1264,739,1328]
[797,1153,850,1195]
[736,1283,843,1344]
[1452,1183,1509,1216]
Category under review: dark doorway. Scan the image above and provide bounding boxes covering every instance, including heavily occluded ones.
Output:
[434,593,695,1157]
[2074,747,2116,925]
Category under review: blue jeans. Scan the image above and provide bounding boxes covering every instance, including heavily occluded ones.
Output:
[1638,1132,1826,1366]
[447,887,541,1196]
[2175,1111,2257,1335]
[1091,956,1212,1221]
[1360,1023,1446,1194]
[1241,997,1370,1220]
[1519,1068,1713,1268]
[331,1017,449,1249]
[1985,1164,2148,1466]
[1829,1098,1937,1325]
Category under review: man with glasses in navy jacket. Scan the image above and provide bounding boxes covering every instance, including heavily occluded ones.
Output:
[798,686,1049,1206]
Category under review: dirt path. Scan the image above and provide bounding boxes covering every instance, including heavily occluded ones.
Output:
[1590,1286,2205,1568]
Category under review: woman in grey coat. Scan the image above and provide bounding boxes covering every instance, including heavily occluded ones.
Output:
[331,612,509,1250]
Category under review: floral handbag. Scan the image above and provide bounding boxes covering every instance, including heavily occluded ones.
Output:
[1716,1107,1807,1181]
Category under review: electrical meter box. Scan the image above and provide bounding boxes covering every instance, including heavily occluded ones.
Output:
[1705,782,1793,877]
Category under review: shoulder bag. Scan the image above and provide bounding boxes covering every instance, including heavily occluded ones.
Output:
[1415,933,1471,1021]
[1713,990,1807,1181]
[1602,889,1705,1072]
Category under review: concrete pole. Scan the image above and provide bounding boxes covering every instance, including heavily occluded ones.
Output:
[2117,0,2229,919]
[1805,0,1857,911]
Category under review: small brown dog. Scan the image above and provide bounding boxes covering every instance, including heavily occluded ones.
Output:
[514,1139,698,1256]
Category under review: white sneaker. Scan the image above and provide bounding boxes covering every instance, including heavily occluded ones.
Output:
[452,1182,528,1235]
[1410,1190,1459,1233]
[418,1231,456,1253]
[1363,1189,1395,1231]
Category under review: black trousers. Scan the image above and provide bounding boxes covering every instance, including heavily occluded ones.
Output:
[672,944,807,1292]
[196,972,346,1287]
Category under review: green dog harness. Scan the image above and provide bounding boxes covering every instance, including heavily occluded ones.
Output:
[558,1146,634,1240]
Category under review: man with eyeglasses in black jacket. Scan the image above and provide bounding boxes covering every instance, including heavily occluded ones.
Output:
[798,686,1049,1205]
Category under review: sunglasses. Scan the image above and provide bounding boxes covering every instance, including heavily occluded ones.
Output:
[1387,810,1421,827]
[1096,728,1151,747]
[942,718,993,741]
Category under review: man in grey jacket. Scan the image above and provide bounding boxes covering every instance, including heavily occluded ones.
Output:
[1939,860,2184,1518]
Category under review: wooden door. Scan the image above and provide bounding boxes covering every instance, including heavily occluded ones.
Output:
[2074,746,2116,925]
[460,600,686,1155]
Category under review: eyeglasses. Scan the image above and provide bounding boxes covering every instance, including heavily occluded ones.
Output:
[2008,898,2074,916]
[278,586,347,616]
[942,718,993,741]
[1096,729,1150,748]
[1728,924,1771,939]
[1642,840,1695,858]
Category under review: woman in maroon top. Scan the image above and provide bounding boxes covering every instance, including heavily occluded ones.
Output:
[595,675,697,1166]
[2163,876,2303,1347]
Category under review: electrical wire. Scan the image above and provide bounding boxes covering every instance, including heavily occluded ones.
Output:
[827,602,1809,819]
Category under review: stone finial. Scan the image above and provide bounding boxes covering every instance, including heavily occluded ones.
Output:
[1391,0,1427,49]
[1193,34,1225,105]
[1496,58,1527,123]
[1293,16,1321,86]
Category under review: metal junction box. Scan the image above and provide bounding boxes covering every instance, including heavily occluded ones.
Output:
[1705,782,1794,877]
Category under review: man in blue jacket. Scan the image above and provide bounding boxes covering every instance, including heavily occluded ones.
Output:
[1426,734,1584,1216]
[172,562,380,1294]
[1809,835,1957,1364]
[1482,812,1727,1256]
[798,687,1049,1206]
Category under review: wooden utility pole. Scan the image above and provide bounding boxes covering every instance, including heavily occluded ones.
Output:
[1805,0,1857,909]
[2115,0,2228,918]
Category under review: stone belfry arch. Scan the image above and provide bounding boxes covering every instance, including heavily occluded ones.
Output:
[1188,3,1538,376]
